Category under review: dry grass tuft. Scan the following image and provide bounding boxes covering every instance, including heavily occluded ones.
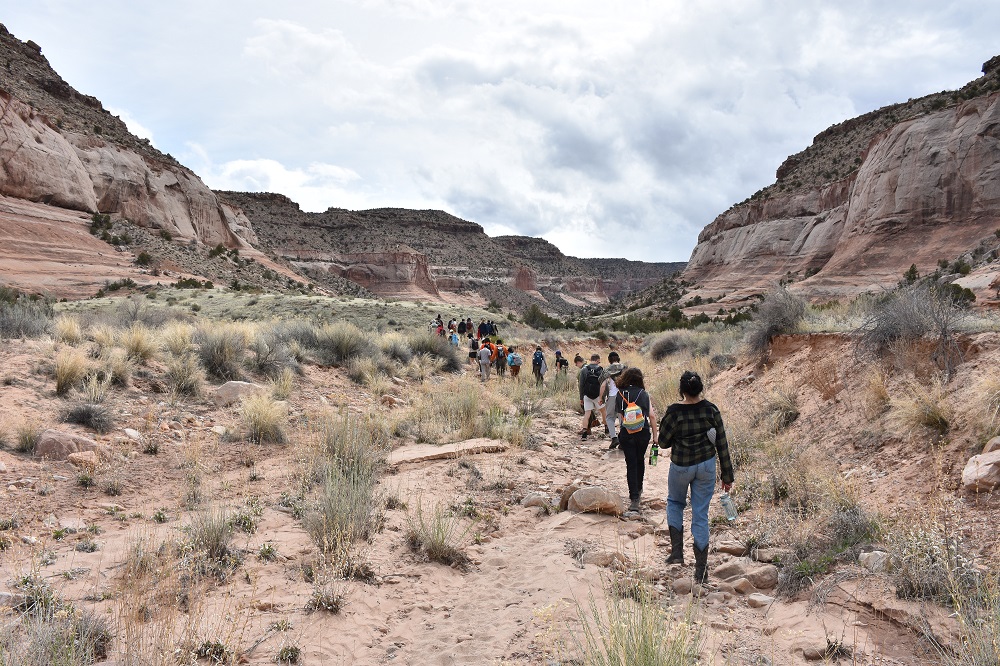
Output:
[889,381,952,438]
[55,347,89,395]
[54,315,84,345]
[119,322,158,362]
[405,498,469,567]
[240,393,287,444]
[165,354,204,398]
[804,357,840,401]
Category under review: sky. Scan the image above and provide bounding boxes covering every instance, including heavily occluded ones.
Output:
[3,1,998,262]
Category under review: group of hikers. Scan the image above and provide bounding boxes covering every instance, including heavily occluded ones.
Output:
[573,352,733,583]
[427,312,734,584]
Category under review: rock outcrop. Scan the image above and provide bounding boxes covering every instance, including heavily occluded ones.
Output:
[686,58,1000,300]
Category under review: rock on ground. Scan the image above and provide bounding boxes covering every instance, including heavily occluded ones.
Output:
[213,381,266,407]
[567,487,624,516]
[34,430,104,461]
[962,450,1000,492]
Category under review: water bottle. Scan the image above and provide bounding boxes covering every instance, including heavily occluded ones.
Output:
[648,444,658,466]
[719,492,738,521]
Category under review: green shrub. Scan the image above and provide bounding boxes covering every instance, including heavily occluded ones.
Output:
[313,321,373,366]
[62,403,115,435]
[407,332,461,373]
[195,325,247,380]
[404,499,469,566]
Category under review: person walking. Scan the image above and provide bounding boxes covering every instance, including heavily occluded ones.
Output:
[615,368,656,517]
[468,335,480,368]
[507,346,522,379]
[658,371,734,584]
[477,343,493,381]
[554,351,569,374]
[578,354,604,440]
[600,352,626,449]
[531,346,546,386]
[494,340,508,378]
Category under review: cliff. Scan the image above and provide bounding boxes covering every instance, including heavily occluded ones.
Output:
[686,57,1000,301]
[0,24,258,250]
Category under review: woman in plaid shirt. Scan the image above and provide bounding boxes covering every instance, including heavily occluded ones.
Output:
[658,371,734,584]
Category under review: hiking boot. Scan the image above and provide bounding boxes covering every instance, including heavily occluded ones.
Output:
[693,544,709,584]
[607,437,619,450]
[579,430,589,440]
[627,498,641,513]
[666,526,684,565]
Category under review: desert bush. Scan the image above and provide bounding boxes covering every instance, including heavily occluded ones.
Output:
[119,322,158,362]
[55,347,89,395]
[159,321,194,357]
[303,467,381,551]
[312,321,373,366]
[804,357,840,400]
[889,381,952,438]
[99,348,136,387]
[754,386,800,433]
[861,367,892,418]
[948,573,1000,666]
[271,367,295,400]
[0,604,112,665]
[306,577,346,613]
[648,332,685,361]
[115,296,171,328]
[189,507,235,563]
[240,393,287,444]
[888,524,978,602]
[15,421,42,454]
[378,331,413,363]
[53,315,84,345]
[407,332,462,373]
[743,287,806,364]
[247,328,298,378]
[165,354,204,397]
[81,373,112,404]
[0,298,52,339]
[62,402,115,434]
[195,324,247,380]
[316,411,390,479]
[87,323,118,354]
[573,588,700,666]
[405,499,469,566]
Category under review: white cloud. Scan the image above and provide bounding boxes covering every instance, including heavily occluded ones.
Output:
[5,0,999,261]
[107,107,156,147]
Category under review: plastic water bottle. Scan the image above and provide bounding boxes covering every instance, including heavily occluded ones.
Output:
[648,444,658,466]
[719,492,738,521]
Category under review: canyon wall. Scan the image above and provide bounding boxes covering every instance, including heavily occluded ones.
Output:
[686,91,1000,299]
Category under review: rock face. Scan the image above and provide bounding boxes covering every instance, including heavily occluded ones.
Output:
[961,449,1000,492]
[686,60,1000,300]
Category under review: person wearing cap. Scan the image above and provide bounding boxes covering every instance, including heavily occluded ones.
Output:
[554,350,569,373]
[531,345,547,386]
[578,353,604,440]
[600,351,626,449]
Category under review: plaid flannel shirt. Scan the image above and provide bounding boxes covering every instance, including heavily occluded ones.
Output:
[657,400,734,484]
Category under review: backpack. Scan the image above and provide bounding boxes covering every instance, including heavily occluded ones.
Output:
[509,353,522,367]
[532,350,544,367]
[621,389,646,434]
[582,365,602,399]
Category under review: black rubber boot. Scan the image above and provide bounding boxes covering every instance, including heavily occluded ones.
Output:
[666,526,684,565]
[693,544,709,584]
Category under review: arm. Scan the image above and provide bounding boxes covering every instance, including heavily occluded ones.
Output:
[713,406,734,487]
[578,368,585,399]
[657,407,673,448]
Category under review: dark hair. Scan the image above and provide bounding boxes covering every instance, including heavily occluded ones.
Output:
[574,355,584,364]
[590,353,600,362]
[679,371,704,398]
[618,368,645,390]
[608,351,620,363]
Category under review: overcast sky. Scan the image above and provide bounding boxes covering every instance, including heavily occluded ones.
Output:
[3,1,997,261]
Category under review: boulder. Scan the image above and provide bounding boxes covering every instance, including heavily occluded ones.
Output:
[713,559,749,581]
[716,540,748,556]
[567,487,624,516]
[123,428,143,442]
[671,578,693,595]
[521,493,550,509]
[746,564,780,590]
[732,577,756,594]
[962,450,1000,492]
[752,547,791,563]
[68,451,99,471]
[984,437,1000,454]
[34,430,103,461]
[859,550,890,573]
[213,381,265,407]
[559,480,585,511]
[747,593,775,608]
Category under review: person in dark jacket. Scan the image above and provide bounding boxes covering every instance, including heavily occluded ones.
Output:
[658,370,734,584]
[614,368,657,516]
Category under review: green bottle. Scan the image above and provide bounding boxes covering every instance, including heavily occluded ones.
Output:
[649,444,659,466]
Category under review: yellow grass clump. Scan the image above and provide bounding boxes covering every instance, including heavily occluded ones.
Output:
[55,347,89,395]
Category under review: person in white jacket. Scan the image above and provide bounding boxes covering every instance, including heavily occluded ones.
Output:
[600,352,626,449]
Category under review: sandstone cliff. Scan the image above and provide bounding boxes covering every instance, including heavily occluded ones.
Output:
[686,57,1000,300]
[0,25,257,250]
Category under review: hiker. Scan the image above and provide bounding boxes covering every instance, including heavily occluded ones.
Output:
[531,345,546,386]
[658,371,734,584]
[554,350,569,373]
[449,330,460,347]
[600,352,626,450]
[478,319,488,340]
[507,346,522,379]
[477,343,493,381]
[457,318,467,336]
[578,354,604,440]
[494,339,508,378]
[573,354,584,370]
[468,335,480,367]
[615,368,657,517]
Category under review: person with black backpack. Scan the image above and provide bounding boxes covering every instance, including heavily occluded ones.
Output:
[531,345,546,386]
[578,354,604,440]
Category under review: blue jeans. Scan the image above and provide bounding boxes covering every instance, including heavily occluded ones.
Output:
[666,458,716,550]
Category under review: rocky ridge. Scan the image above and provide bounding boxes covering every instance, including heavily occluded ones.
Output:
[686,56,1000,304]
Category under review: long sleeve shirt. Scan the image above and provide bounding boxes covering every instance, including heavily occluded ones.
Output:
[657,400,734,484]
